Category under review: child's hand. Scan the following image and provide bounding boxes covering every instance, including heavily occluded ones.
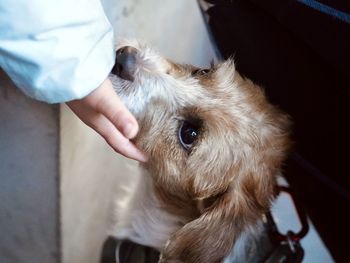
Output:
[66,78,147,162]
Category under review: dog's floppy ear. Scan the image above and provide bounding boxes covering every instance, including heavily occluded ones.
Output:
[158,182,265,263]
[159,159,282,263]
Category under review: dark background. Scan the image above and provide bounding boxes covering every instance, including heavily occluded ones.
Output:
[201,0,350,261]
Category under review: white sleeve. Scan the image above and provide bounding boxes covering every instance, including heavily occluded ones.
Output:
[0,0,115,103]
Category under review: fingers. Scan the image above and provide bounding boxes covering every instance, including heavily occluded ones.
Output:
[67,101,147,162]
[66,78,148,162]
[90,114,147,162]
[87,78,139,139]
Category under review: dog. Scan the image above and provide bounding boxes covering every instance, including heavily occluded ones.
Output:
[109,40,291,263]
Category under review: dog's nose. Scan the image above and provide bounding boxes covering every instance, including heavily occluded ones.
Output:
[112,46,138,81]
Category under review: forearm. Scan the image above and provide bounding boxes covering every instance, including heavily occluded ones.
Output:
[0,0,115,103]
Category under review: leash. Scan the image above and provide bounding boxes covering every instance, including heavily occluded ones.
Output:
[263,186,309,263]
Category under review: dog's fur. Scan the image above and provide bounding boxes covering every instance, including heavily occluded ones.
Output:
[110,40,291,263]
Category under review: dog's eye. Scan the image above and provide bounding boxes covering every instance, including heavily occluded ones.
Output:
[179,120,201,150]
[192,69,210,76]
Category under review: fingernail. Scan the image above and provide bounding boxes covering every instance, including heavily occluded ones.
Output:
[136,151,149,163]
[126,141,149,162]
[123,121,138,139]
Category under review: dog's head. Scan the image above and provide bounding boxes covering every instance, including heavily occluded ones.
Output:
[110,40,291,262]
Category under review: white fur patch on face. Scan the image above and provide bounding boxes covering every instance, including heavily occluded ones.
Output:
[109,40,206,118]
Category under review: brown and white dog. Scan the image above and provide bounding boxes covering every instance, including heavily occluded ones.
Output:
[110,40,291,263]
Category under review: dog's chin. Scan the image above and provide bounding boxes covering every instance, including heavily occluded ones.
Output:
[109,73,148,118]
[109,72,134,96]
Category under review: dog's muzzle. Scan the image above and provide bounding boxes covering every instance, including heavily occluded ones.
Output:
[112,46,138,81]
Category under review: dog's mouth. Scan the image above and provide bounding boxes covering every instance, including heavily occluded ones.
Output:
[111,46,139,82]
